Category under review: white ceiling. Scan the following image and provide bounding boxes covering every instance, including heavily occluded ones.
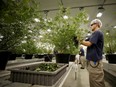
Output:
[38,0,116,30]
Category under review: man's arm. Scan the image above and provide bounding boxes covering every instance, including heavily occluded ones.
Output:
[81,40,92,47]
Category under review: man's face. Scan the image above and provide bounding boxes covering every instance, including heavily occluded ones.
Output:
[90,23,97,31]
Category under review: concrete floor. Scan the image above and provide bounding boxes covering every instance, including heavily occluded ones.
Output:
[62,64,90,87]
[62,63,112,87]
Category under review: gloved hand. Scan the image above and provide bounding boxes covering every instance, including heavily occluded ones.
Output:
[73,36,79,47]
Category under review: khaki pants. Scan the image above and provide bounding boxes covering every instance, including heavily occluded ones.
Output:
[80,56,86,68]
[86,60,105,87]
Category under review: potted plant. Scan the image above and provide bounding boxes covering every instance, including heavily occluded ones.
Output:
[44,53,53,62]
[39,45,54,62]
[104,29,116,63]
[43,6,88,63]
[20,39,38,59]
[34,48,45,59]
[0,0,41,69]
[8,46,24,60]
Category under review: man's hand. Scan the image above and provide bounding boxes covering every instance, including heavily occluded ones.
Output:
[79,39,83,44]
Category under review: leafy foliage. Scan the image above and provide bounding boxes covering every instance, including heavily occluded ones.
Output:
[0,1,89,55]
[19,40,38,54]
[104,29,116,54]
[35,63,60,72]
[0,0,41,53]
[42,6,88,54]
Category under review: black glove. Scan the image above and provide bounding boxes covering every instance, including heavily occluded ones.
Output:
[73,36,79,47]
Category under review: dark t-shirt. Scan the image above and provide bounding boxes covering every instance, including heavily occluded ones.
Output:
[79,48,85,56]
[86,30,104,62]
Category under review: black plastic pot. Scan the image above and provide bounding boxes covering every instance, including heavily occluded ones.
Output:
[69,55,75,62]
[16,54,22,57]
[0,50,11,70]
[56,53,70,64]
[105,55,108,60]
[44,54,53,62]
[106,54,116,64]
[9,54,17,60]
[35,54,45,58]
[25,54,33,59]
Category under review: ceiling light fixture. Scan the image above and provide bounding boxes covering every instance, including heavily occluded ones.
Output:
[96,6,105,18]
[79,7,84,11]
[63,15,68,19]
[97,12,103,17]
[21,40,26,43]
[47,29,51,32]
[114,26,116,28]
[34,18,40,22]
[44,10,49,19]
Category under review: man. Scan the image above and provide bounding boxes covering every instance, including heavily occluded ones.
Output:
[79,45,85,69]
[80,19,105,87]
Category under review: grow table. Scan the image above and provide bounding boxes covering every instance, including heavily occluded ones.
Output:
[9,63,68,86]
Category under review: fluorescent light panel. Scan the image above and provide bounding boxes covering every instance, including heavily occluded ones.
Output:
[96,12,103,17]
